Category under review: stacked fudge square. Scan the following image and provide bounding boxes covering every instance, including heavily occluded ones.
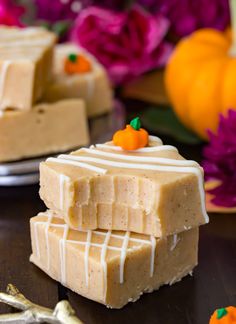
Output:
[30,125,209,309]
[0,26,113,163]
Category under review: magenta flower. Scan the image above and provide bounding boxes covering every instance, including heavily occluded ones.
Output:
[202,109,236,207]
[71,5,172,85]
[0,0,24,26]
[138,0,230,38]
[34,0,86,22]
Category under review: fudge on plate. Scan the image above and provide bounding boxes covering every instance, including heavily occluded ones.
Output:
[39,135,208,237]
[0,99,89,162]
[0,26,57,111]
[43,43,113,118]
[30,211,199,309]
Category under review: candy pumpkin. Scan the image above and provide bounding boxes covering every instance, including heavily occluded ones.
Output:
[113,117,149,150]
[210,306,236,324]
[64,53,92,74]
[165,28,236,139]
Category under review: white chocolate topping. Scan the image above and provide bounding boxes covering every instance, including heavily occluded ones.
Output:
[46,137,209,224]
[33,212,157,296]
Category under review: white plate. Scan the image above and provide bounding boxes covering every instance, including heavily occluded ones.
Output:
[0,173,39,186]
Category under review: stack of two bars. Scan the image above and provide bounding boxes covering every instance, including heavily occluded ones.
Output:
[30,124,209,309]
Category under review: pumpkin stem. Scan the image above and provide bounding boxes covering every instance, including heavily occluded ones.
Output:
[68,53,77,63]
[216,308,228,319]
[230,0,236,56]
[130,117,141,130]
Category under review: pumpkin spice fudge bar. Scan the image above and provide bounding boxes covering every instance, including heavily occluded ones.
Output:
[0,26,57,110]
[43,43,113,117]
[0,99,89,163]
[39,119,208,237]
[30,211,199,309]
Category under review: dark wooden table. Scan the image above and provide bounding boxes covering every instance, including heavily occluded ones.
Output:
[0,111,236,324]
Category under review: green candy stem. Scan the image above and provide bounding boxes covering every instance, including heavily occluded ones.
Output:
[216,308,228,319]
[68,53,77,63]
[130,117,141,130]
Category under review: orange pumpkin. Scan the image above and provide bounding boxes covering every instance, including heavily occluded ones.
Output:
[165,28,236,140]
[210,306,236,324]
[64,53,92,74]
[113,117,149,150]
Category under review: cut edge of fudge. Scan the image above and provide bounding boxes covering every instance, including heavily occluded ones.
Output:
[0,26,57,110]
[0,99,89,163]
[30,211,199,308]
[39,136,209,237]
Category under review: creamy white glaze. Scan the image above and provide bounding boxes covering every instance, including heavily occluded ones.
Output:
[33,214,157,290]
[59,174,67,210]
[150,236,156,277]
[47,157,107,174]
[120,232,130,284]
[59,224,69,285]
[100,230,111,296]
[95,143,177,153]
[148,135,163,144]
[82,147,198,167]
[84,230,92,287]
[45,213,53,270]
[170,234,180,251]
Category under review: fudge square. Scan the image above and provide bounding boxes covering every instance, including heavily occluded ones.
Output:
[0,99,89,163]
[30,211,199,309]
[39,136,209,237]
[0,26,57,111]
[43,43,113,118]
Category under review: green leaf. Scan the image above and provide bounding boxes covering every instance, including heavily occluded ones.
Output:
[142,107,202,144]
[130,117,141,130]
[68,53,77,63]
[217,308,228,319]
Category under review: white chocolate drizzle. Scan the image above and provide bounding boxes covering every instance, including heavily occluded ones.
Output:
[45,212,53,270]
[148,135,163,144]
[95,143,177,153]
[150,236,156,277]
[120,232,130,284]
[32,213,157,296]
[100,230,111,294]
[47,157,107,174]
[170,234,180,251]
[82,147,199,167]
[59,174,67,210]
[59,224,69,285]
[84,230,92,287]
[47,137,208,224]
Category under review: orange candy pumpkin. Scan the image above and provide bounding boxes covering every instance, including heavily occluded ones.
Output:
[210,306,236,324]
[165,28,236,140]
[64,53,92,74]
[113,117,149,150]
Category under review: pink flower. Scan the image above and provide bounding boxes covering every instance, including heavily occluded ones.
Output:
[0,0,25,26]
[202,109,236,207]
[138,0,230,38]
[71,5,172,85]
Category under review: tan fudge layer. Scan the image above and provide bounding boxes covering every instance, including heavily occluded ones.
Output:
[0,26,57,110]
[30,211,199,309]
[40,137,208,237]
[0,99,89,162]
[43,43,113,118]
